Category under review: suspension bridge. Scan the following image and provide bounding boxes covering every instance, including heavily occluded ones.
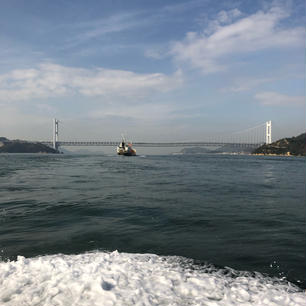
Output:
[39,119,272,150]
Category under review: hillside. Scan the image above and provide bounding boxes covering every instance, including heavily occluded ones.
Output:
[252,133,306,156]
[0,138,59,154]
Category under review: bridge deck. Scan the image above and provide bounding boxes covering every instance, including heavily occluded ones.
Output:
[40,141,262,148]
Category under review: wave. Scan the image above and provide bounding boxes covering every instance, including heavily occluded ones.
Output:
[0,251,305,306]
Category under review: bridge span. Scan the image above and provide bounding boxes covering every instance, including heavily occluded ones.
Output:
[41,141,262,148]
[39,119,272,150]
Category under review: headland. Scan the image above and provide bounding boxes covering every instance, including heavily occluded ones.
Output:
[252,133,306,156]
[0,137,59,154]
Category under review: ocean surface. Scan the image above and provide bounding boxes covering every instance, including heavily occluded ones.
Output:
[0,153,305,305]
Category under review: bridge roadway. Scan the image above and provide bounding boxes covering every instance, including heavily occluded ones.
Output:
[41,141,262,148]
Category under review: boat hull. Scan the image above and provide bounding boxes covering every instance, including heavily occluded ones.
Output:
[117,145,136,156]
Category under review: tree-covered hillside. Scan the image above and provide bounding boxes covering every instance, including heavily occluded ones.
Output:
[253,133,306,156]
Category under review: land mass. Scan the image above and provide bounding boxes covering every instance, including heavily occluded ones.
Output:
[0,137,59,154]
[179,133,306,156]
[180,144,254,155]
[252,133,306,156]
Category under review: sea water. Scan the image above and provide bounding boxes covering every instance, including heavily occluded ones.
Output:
[0,153,305,305]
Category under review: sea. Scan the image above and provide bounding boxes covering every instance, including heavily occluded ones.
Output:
[0,153,305,306]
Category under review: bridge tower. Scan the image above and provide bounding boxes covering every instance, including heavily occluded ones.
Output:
[266,120,272,144]
[53,118,59,150]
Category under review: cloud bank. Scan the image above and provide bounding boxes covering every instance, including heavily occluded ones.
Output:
[171,5,305,73]
[0,63,182,102]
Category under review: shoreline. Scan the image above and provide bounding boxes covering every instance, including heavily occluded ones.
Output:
[252,153,305,157]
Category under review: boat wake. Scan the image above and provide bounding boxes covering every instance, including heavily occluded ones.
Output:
[0,251,305,306]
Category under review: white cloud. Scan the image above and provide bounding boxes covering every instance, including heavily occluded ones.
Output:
[255,91,305,106]
[217,9,242,24]
[225,76,277,92]
[0,63,182,102]
[88,103,174,122]
[64,12,144,49]
[144,48,167,60]
[202,9,243,35]
[171,5,305,73]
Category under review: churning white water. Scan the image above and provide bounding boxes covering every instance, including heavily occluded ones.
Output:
[0,251,305,306]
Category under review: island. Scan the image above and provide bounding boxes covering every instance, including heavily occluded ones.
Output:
[0,137,59,154]
[252,133,306,156]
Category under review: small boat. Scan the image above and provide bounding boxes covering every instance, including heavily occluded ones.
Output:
[117,136,136,156]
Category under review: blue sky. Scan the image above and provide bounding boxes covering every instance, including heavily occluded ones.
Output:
[0,0,305,142]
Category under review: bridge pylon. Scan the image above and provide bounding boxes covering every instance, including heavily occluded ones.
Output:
[53,118,59,150]
[266,120,272,144]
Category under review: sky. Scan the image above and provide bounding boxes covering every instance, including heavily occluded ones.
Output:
[0,0,305,143]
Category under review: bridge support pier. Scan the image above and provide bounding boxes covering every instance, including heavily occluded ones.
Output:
[53,118,59,150]
[266,120,272,144]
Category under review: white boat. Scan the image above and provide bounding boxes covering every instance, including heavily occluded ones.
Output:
[117,136,136,156]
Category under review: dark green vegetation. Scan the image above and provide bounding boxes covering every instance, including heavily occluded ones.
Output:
[253,133,306,156]
[0,137,58,153]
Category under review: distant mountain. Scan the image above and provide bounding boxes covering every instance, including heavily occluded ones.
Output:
[252,133,306,156]
[0,138,59,154]
[180,144,254,155]
[180,147,213,154]
[212,144,254,154]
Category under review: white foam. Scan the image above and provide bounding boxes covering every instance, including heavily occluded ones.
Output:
[0,251,305,306]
